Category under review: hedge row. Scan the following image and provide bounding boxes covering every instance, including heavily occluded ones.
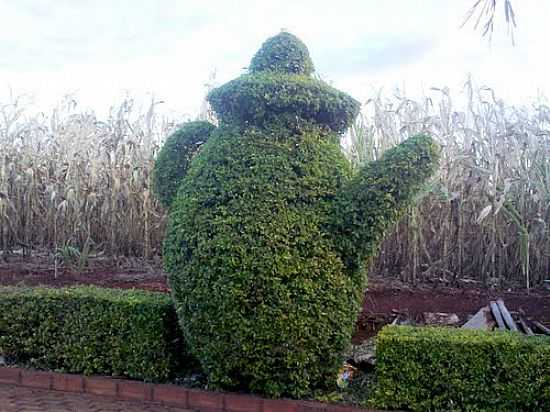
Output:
[0,286,185,382]
[373,325,550,411]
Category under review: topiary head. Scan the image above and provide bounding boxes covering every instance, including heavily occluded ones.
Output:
[249,31,315,76]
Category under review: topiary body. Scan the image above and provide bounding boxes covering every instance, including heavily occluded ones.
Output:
[154,32,440,397]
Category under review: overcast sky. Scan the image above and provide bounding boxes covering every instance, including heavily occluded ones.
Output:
[1,0,548,118]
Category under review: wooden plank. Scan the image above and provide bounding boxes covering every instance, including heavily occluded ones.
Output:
[490,300,506,330]
[462,306,494,330]
[533,320,550,335]
[518,317,534,336]
[496,299,518,331]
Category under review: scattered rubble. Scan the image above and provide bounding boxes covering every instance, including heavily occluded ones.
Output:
[462,298,550,335]
[462,306,494,330]
[423,312,460,326]
[346,339,377,369]
[357,297,549,339]
[336,362,358,388]
[351,297,549,369]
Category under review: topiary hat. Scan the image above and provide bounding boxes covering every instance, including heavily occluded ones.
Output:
[207,31,360,134]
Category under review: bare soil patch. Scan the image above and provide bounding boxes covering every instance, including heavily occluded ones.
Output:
[354,278,550,342]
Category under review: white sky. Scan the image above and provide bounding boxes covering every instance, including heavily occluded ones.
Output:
[1,0,548,118]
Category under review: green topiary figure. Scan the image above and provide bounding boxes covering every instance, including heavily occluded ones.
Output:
[154,31,440,397]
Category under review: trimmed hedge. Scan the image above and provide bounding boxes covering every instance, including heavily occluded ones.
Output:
[373,325,550,412]
[164,125,360,397]
[0,286,185,382]
[159,31,440,398]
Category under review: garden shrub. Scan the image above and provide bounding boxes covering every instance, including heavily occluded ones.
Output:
[0,286,185,382]
[373,325,550,411]
[157,31,440,397]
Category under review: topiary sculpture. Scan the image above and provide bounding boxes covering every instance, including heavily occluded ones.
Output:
[153,31,440,398]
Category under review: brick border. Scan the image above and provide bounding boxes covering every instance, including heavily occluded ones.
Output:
[0,366,382,412]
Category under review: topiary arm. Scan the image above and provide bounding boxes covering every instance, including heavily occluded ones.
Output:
[329,133,440,274]
[152,121,216,208]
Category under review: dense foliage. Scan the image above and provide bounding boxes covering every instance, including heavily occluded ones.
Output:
[164,125,359,396]
[373,326,550,411]
[208,73,359,134]
[158,32,439,397]
[249,31,314,75]
[0,286,184,381]
[151,121,216,207]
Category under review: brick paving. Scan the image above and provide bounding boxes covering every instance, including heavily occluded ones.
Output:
[0,384,194,412]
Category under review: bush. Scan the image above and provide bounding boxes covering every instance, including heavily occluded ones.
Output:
[160,32,439,397]
[164,124,360,397]
[0,286,185,382]
[152,121,216,208]
[373,325,550,411]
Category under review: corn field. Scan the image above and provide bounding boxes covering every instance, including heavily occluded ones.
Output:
[345,79,549,287]
[0,95,178,260]
[1,81,549,286]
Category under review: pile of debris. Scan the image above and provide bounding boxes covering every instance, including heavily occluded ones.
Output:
[348,298,549,372]
[357,298,549,336]
[462,298,550,336]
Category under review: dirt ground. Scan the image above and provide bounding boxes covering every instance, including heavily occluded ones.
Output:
[0,255,170,292]
[354,278,550,342]
[1,254,548,343]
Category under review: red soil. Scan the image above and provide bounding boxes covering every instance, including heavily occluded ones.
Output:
[355,278,550,342]
[1,255,548,343]
[0,256,169,293]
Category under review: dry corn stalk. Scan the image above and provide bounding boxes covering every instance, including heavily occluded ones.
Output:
[1,80,548,286]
